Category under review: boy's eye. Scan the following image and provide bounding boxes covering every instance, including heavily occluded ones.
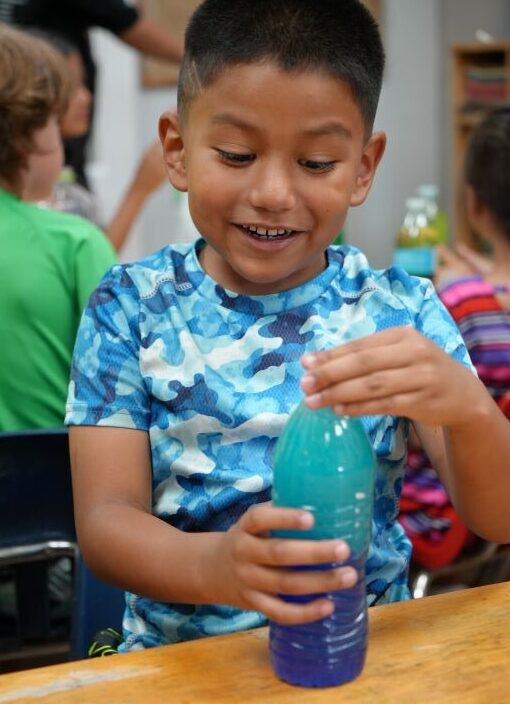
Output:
[299,159,336,173]
[215,149,255,165]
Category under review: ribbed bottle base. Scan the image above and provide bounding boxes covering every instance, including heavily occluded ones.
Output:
[270,646,366,688]
[269,559,367,688]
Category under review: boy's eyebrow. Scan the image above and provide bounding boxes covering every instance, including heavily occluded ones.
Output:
[210,113,259,132]
[210,113,352,140]
[302,122,352,140]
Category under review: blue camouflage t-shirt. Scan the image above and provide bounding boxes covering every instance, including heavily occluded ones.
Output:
[66,241,473,651]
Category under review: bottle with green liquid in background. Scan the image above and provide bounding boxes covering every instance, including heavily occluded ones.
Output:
[416,183,448,245]
[393,196,440,278]
[269,403,376,688]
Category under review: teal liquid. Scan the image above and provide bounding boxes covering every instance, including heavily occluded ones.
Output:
[269,404,375,688]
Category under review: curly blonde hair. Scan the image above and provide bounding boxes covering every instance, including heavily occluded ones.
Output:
[0,23,70,186]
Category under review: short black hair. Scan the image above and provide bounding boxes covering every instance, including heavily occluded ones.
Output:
[178,0,384,134]
[465,107,510,239]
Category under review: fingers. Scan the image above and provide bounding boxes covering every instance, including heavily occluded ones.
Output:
[223,506,361,625]
[249,590,336,625]
[436,244,462,266]
[298,328,464,421]
[434,244,479,287]
[303,364,423,409]
[300,328,426,400]
[329,390,427,418]
[302,327,405,368]
[242,562,358,597]
[455,243,492,276]
[239,503,314,536]
[246,534,350,567]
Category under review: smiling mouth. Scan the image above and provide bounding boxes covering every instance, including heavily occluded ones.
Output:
[238,224,298,241]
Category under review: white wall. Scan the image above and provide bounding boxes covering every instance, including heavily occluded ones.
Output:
[346,0,442,267]
[91,0,443,268]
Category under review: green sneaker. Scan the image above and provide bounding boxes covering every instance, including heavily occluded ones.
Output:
[88,627,122,657]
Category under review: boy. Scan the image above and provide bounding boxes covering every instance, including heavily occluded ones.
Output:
[0,24,116,431]
[66,0,510,652]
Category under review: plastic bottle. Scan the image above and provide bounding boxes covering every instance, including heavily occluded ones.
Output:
[269,403,376,688]
[43,166,99,223]
[393,196,440,278]
[416,183,448,245]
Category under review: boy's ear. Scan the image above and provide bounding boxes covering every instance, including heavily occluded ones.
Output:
[159,110,188,192]
[350,131,386,207]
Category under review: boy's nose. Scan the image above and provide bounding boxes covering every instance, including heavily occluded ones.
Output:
[247,159,297,212]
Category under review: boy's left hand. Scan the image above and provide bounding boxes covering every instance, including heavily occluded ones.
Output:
[301,327,487,428]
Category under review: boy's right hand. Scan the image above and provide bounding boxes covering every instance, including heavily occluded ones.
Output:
[203,503,357,625]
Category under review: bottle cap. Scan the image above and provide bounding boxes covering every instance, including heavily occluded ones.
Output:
[416,184,439,200]
[405,197,427,211]
[58,166,77,184]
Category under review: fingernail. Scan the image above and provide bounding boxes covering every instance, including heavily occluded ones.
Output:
[302,353,317,368]
[304,393,322,408]
[340,568,358,586]
[319,600,335,617]
[300,375,315,392]
[299,512,314,528]
[334,542,349,561]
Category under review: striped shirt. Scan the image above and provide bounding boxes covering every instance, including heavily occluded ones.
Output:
[439,276,510,402]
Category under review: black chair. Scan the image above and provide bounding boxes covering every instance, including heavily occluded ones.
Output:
[0,428,76,667]
[0,428,124,668]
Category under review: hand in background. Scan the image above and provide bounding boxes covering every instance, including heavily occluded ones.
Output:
[204,503,356,625]
[130,141,167,199]
[106,141,167,251]
[434,243,492,288]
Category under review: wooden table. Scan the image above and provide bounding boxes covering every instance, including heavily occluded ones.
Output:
[1,582,509,704]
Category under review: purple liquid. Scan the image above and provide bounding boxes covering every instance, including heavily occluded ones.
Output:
[269,557,367,688]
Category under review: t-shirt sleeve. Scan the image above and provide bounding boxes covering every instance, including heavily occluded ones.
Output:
[413,278,476,373]
[74,225,118,311]
[73,0,139,33]
[65,265,150,430]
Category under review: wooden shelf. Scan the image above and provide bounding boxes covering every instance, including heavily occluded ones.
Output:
[451,42,510,247]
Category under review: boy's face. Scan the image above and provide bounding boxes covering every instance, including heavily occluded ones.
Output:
[22,115,64,201]
[160,62,385,295]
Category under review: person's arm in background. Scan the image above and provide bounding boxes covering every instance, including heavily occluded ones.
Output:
[434,243,490,288]
[75,1,183,63]
[118,16,183,63]
[106,142,167,252]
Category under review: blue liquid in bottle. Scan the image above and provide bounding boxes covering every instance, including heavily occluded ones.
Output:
[269,403,376,688]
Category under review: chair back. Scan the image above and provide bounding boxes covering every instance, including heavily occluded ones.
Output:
[0,428,76,560]
[0,428,124,662]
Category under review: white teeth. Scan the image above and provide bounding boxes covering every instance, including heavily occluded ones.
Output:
[241,224,294,240]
